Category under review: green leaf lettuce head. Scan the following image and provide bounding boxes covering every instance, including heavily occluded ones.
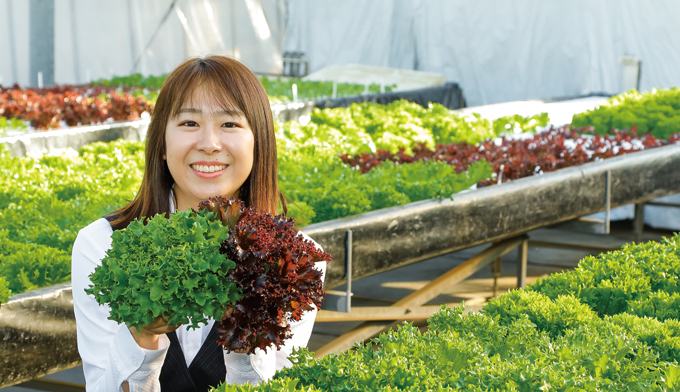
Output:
[85,209,242,330]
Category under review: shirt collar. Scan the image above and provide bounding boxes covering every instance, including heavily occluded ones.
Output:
[169,184,176,213]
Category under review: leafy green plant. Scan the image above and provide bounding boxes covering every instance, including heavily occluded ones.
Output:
[91,73,394,104]
[93,73,167,89]
[482,290,599,338]
[609,313,680,363]
[85,210,241,331]
[528,235,680,317]
[0,277,11,304]
[627,291,680,322]
[261,76,394,103]
[572,88,680,139]
[0,233,71,294]
[494,112,550,136]
[302,100,549,155]
[0,116,27,135]
[279,156,492,223]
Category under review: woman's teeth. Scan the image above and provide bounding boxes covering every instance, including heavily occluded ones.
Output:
[192,164,227,173]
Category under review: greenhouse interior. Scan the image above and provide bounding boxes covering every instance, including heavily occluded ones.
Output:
[2,0,680,391]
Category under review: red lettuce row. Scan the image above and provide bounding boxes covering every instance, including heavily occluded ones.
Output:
[0,85,152,130]
[340,125,680,187]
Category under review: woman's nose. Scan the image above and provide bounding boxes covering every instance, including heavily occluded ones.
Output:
[195,125,222,154]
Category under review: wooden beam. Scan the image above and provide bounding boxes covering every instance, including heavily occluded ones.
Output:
[317,305,451,322]
[528,240,619,252]
[645,201,680,208]
[313,236,526,358]
[316,298,486,322]
[19,379,85,392]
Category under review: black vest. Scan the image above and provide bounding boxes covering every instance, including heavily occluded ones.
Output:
[106,216,226,392]
[159,322,227,392]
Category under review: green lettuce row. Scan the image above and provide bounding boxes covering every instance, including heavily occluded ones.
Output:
[0,233,71,298]
[0,140,145,253]
[211,234,680,391]
[572,88,680,139]
[287,100,549,156]
[213,287,680,391]
[483,289,680,363]
[91,73,394,104]
[279,156,491,224]
[0,140,491,250]
[528,235,680,318]
[215,304,679,392]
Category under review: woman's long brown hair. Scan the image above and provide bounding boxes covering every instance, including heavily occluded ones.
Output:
[108,56,285,230]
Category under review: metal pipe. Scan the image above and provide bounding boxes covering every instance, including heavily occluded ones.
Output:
[645,201,680,208]
[345,230,352,313]
[634,203,645,243]
[605,170,611,234]
[517,238,529,289]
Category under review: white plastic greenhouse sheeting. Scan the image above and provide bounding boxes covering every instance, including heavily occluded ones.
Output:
[284,0,680,107]
[460,96,680,231]
[586,195,680,232]
[0,0,286,87]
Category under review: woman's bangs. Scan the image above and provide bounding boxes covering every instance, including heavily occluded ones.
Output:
[168,71,244,120]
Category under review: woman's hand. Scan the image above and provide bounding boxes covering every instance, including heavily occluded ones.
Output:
[128,314,181,350]
[122,316,182,392]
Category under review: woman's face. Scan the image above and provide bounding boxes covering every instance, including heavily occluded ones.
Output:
[165,89,255,211]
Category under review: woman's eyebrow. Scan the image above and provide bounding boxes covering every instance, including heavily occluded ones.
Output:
[178,107,244,116]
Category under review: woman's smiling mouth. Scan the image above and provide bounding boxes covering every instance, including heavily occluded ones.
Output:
[190,163,228,178]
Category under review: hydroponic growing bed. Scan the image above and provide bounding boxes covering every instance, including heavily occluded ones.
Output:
[2,88,680,387]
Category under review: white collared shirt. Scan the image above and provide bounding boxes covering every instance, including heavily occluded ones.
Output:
[72,207,326,392]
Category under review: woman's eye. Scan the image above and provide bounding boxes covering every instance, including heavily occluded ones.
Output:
[181,121,198,127]
[222,122,238,128]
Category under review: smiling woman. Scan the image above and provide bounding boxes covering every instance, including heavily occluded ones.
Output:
[70,56,326,392]
[108,56,283,231]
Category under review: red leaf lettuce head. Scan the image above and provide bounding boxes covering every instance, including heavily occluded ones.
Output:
[198,196,331,354]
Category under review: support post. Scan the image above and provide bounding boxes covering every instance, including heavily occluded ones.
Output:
[345,230,352,313]
[517,238,528,288]
[634,203,645,243]
[491,256,502,298]
[605,170,611,234]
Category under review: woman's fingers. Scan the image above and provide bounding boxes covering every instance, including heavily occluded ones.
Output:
[143,314,182,334]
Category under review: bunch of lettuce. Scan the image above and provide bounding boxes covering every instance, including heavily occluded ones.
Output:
[198,196,330,354]
[85,209,242,330]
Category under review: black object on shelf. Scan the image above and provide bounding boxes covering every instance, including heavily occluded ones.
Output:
[315,82,466,110]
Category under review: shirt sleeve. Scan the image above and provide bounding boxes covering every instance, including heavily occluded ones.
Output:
[72,219,170,392]
[275,259,327,371]
[274,232,328,370]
